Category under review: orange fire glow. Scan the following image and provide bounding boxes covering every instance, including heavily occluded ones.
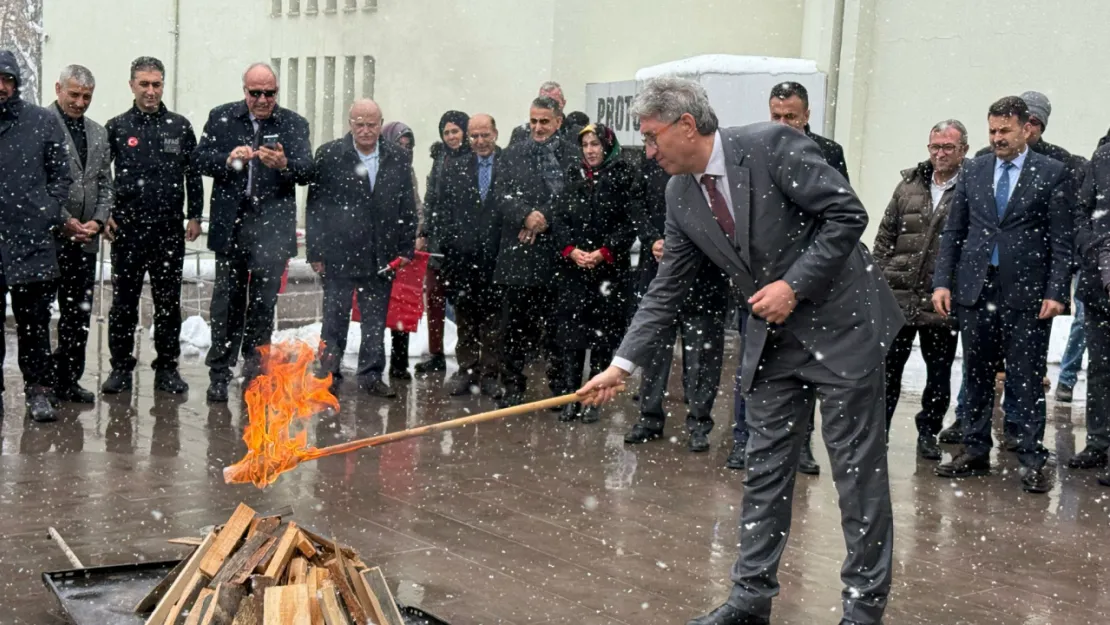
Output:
[224,340,339,488]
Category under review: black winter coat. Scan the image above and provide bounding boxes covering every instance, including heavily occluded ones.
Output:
[551,159,637,348]
[492,136,580,286]
[805,126,850,183]
[0,50,70,286]
[192,101,313,265]
[106,102,204,225]
[872,161,957,326]
[1076,144,1108,312]
[428,149,503,290]
[306,136,418,276]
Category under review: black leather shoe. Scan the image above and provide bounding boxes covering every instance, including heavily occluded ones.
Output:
[361,379,398,398]
[101,369,133,394]
[580,405,600,424]
[497,392,524,409]
[917,435,942,461]
[938,420,963,444]
[1068,446,1108,469]
[1021,466,1051,494]
[414,353,446,373]
[1055,383,1074,403]
[480,378,503,398]
[559,403,579,422]
[449,376,479,397]
[726,441,746,470]
[797,433,820,475]
[1002,434,1021,452]
[1097,468,1110,487]
[686,602,769,625]
[55,384,95,404]
[154,369,189,394]
[689,431,710,453]
[206,381,229,403]
[624,423,664,444]
[935,451,991,477]
[389,366,412,381]
[26,391,57,423]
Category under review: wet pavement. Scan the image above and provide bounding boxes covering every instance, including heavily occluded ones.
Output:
[1,329,1109,625]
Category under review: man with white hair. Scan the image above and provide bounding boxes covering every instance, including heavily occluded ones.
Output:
[48,64,114,405]
[580,77,902,625]
[193,62,314,403]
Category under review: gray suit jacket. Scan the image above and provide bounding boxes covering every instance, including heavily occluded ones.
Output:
[616,122,904,391]
[50,103,113,253]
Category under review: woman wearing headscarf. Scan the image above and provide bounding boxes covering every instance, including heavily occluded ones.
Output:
[551,124,635,423]
[380,121,424,380]
[415,110,470,375]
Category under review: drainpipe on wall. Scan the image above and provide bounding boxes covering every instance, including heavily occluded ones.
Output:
[171,0,181,109]
[824,0,846,139]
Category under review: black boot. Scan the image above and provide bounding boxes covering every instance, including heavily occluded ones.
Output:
[206,380,229,403]
[938,420,963,444]
[26,388,57,423]
[101,369,133,394]
[55,383,95,404]
[154,369,189,394]
[414,353,446,374]
[797,433,820,475]
[559,403,580,422]
[579,405,600,424]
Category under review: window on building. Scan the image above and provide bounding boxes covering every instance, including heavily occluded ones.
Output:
[344,0,356,11]
[325,0,337,12]
[305,57,318,144]
[364,0,378,11]
[271,0,282,16]
[271,58,283,106]
[323,57,336,143]
[342,57,356,115]
[287,58,300,112]
[288,0,300,15]
[306,0,318,14]
[362,56,375,99]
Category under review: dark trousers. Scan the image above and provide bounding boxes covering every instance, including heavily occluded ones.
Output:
[454,281,501,382]
[639,311,725,435]
[390,330,409,373]
[1083,303,1110,452]
[730,328,892,624]
[108,221,185,373]
[564,346,614,395]
[0,279,57,390]
[53,242,96,388]
[499,285,561,396]
[320,274,392,383]
[957,270,1050,468]
[205,254,285,383]
[883,323,959,436]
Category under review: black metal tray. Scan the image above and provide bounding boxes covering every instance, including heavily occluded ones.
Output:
[42,559,450,625]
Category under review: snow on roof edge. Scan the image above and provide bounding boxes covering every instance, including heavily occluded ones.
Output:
[635,55,820,81]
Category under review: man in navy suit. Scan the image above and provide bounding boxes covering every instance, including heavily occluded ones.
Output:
[932,95,1073,494]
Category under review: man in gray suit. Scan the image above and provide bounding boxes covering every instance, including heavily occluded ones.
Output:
[50,64,113,404]
[580,78,903,625]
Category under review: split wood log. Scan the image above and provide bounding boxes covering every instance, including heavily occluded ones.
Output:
[144,532,216,625]
[317,584,350,625]
[200,503,257,577]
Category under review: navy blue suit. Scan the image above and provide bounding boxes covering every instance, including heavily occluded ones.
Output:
[934,149,1073,467]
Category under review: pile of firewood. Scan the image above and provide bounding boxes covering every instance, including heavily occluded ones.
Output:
[136,503,404,625]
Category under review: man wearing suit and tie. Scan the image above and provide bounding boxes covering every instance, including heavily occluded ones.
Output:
[932,96,1072,493]
[50,65,114,404]
[581,78,902,625]
[307,99,418,398]
[428,113,505,398]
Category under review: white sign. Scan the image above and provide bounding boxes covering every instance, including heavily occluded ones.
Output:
[584,80,641,147]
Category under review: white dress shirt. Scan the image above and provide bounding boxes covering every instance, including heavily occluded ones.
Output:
[611,131,730,374]
[355,138,380,190]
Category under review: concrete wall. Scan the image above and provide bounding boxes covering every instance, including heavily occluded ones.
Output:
[850,0,1110,243]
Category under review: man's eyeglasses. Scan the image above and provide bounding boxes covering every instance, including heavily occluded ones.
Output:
[642,120,678,148]
[248,89,278,99]
[928,143,961,154]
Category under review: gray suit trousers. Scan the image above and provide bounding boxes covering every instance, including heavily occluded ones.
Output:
[729,328,892,625]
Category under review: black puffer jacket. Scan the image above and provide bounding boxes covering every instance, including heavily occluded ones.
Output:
[872,161,957,326]
[0,50,70,285]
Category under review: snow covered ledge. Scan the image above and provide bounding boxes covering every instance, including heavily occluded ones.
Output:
[635,55,820,81]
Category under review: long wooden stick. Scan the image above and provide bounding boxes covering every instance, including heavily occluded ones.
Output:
[223,387,622,483]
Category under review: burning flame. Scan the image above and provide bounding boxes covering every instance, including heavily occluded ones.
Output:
[224,340,339,488]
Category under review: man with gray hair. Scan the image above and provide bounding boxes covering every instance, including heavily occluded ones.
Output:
[48,64,113,404]
[872,119,968,460]
[579,77,903,625]
[193,62,314,402]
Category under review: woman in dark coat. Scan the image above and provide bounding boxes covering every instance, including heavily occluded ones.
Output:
[416,110,470,375]
[552,124,636,423]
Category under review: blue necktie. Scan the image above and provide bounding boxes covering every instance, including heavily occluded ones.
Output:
[991,161,1014,266]
[478,159,492,200]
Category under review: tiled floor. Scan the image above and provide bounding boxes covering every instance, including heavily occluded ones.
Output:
[0,328,1107,624]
